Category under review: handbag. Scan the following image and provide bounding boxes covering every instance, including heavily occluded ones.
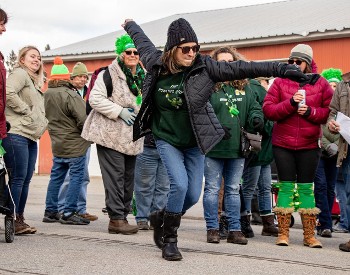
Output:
[240,127,262,158]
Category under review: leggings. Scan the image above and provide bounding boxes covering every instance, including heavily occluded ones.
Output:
[273,146,321,183]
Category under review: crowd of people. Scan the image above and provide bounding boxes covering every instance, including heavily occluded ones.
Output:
[1,7,350,261]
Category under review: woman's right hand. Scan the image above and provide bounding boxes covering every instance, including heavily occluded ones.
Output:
[328,119,340,133]
[121,19,134,28]
[292,91,304,103]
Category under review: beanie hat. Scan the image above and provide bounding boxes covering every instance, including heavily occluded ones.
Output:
[165,18,198,52]
[321,68,343,83]
[71,62,88,78]
[289,44,313,65]
[50,56,70,80]
[115,34,135,55]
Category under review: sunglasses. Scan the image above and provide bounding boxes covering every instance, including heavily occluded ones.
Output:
[177,45,200,54]
[124,50,139,56]
[288,59,303,65]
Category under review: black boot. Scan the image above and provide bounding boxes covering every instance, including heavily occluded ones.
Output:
[219,214,228,240]
[162,212,183,261]
[149,209,164,249]
[251,195,262,225]
[240,215,254,238]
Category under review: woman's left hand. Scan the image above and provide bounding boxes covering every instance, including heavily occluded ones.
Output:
[122,19,134,28]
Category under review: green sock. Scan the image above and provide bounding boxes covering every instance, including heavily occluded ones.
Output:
[276,181,295,208]
[297,183,316,209]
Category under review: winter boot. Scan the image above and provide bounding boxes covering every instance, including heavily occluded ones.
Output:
[274,207,294,246]
[251,195,262,225]
[14,214,31,235]
[108,219,138,234]
[219,214,228,239]
[240,215,254,238]
[18,214,37,234]
[149,209,164,249]
[299,208,322,248]
[339,240,350,252]
[261,214,278,237]
[162,212,183,261]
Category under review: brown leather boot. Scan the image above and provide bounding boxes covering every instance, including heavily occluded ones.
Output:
[299,208,322,248]
[261,214,278,237]
[108,219,138,235]
[15,215,31,235]
[18,214,37,234]
[274,207,294,246]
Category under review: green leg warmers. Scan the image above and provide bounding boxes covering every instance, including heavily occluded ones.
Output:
[297,183,316,209]
[276,181,295,208]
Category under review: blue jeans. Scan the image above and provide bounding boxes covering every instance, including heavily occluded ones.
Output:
[58,147,91,214]
[335,172,348,229]
[242,164,273,215]
[45,155,86,215]
[155,139,204,214]
[314,157,337,230]
[203,157,245,231]
[2,134,37,214]
[340,153,350,230]
[134,146,170,222]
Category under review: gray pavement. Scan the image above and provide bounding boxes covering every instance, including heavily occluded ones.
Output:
[0,175,349,275]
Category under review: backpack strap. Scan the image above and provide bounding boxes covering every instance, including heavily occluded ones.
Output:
[103,69,113,98]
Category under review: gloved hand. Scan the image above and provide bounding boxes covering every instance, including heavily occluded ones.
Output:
[326,143,338,157]
[276,63,309,83]
[222,126,232,140]
[119,108,137,126]
[6,121,11,132]
[253,118,264,133]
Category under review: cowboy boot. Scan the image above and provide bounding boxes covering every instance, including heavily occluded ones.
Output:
[261,214,278,237]
[162,212,182,261]
[299,208,322,248]
[274,207,294,246]
[149,209,164,249]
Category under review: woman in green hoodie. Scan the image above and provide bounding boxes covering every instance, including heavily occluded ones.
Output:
[203,47,264,245]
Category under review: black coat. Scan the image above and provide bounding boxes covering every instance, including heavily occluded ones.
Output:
[125,21,284,154]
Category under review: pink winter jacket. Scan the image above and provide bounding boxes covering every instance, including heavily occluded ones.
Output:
[263,76,333,150]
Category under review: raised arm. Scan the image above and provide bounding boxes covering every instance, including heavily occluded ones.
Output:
[123,20,162,71]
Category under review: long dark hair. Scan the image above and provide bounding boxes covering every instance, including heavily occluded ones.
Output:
[210,46,248,91]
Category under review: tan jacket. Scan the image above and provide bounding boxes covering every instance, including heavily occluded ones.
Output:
[328,81,350,167]
[6,67,47,141]
[81,59,144,155]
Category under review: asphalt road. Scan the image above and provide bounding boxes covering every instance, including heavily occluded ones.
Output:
[0,175,349,275]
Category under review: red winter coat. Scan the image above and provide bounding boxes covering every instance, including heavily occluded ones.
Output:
[0,52,7,139]
[263,76,333,150]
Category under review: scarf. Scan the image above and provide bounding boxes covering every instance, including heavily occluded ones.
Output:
[118,58,145,97]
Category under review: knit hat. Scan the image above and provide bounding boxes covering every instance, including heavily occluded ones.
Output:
[289,44,313,65]
[115,34,135,55]
[321,68,342,83]
[71,62,88,78]
[164,18,198,52]
[50,56,70,80]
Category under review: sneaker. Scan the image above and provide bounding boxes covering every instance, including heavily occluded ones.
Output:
[79,212,98,221]
[43,211,62,223]
[137,221,150,230]
[207,229,220,243]
[317,228,332,238]
[60,212,90,225]
[227,231,248,245]
[333,224,349,233]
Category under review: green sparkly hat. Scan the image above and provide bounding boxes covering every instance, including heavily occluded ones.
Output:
[115,34,135,55]
[50,56,70,80]
[321,68,343,83]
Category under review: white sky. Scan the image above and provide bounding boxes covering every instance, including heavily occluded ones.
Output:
[0,0,283,59]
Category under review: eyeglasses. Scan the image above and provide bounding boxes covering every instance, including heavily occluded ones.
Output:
[124,50,139,56]
[177,45,200,54]
[288,59,303,65]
